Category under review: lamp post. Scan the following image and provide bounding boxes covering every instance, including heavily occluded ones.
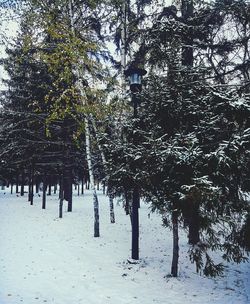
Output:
[124,65,147,260]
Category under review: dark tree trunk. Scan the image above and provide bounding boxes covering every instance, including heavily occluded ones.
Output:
[20,171,25,196]
[42,175,47,209]
[35,179,39,194]
[103,181,106,194]
[124,190,131,216]
[74,184,77,190]
[30,167,34,205]
[64,170,72,212]
[59,175,63,218]
[81,177,84,195]
[67,183,72,212]
[54,184,57,194]
[97,180,99,191]
[171,209,179,277]
[181,0,200,246]
[188,204,200,245]
[47,176,52,196]
[181,0,194,67]
[28,167,34,205]
[131,186,140,260]
[77,183,80,196]
[11,183,13,194]
[109,195,115,224]
[16,173,19,193]
[93,190,100,237]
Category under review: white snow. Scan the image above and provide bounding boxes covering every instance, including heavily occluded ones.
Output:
[0,187,249,304]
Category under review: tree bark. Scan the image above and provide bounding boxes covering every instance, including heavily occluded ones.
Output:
[109,195,115,224]
[103,181,106,194]
[89,115,116,226]
[20,170,25,196]
[85,116,100,237]
[42,175,47,209]
[81,177,84,195]
[64,170,72,212]
[188,204,200,245]
[67,182,72,212]
[28,167,34,205]
[54,183,57,194]
[171,209,179,277]
[68,0,98,235]
[59,174,63,218]
[35,179,39,194]
[30,167,34,205]
[47,176,52,196]
[181,0,194,67]
[15,173,19,194]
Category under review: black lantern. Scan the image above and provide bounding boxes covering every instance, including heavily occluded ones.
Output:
[124,66,147,92]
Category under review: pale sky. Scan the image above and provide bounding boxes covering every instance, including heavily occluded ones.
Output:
[0,0,173,92]
[0,8,19,91]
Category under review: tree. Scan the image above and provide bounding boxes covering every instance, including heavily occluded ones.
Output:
[104,0,250,276]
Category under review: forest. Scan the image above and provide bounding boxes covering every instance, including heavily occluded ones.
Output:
[0,0,250,300]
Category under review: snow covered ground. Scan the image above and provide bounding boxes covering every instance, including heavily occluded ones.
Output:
[0,187,249,304]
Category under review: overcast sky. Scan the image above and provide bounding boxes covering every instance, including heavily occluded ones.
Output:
[0,0,173,91]
[0,7,19,90]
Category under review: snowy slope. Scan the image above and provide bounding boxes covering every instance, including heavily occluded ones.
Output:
[0,188,249,304]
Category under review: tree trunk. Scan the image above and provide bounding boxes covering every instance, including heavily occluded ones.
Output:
[20,170,25,196]
[85,116,100,237]
[11,183,13,194]
[171,209,179,277]
[181,0,200,246]
[30,167,34,205]
[68,0,98,234]
[81,177,84,195]
[47,176,52,196]
[124,190,132,217]
[67,182,72,212]
[35,179,39,194]
[59,174,63,218]
[16,173,19,193]
[54,183,57,194]
[42,175,47,209]
[77,183,80,196]
[188,204,200,245]
[103,181,106,194]
[28,167,34,205]
[86,179,90,190]
[109,195,115,224]
[181,0,194,67]
[64,171,72,212]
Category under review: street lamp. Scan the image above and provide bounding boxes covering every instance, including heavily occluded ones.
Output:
[124,67,147,92]
[124,64,147,260]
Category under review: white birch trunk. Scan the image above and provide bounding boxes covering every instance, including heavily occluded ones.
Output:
[85,116,100,237]
[89,114,115,224]
[68,0,100,236]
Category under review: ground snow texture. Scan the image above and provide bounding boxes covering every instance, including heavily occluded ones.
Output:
[0,188,249,304]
